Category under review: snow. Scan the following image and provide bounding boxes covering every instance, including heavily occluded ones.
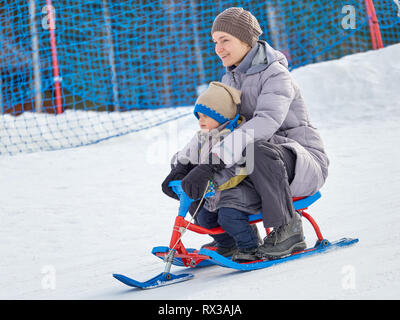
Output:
[1,43,400,300]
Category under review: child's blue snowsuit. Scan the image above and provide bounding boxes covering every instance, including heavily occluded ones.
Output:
[173,117,260,250]
[196,207,259,250]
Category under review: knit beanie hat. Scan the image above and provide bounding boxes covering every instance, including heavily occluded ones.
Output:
[194,81,241,124]
[211,7,263,47]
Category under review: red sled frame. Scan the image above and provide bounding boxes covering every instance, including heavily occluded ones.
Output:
[155,193,325,268]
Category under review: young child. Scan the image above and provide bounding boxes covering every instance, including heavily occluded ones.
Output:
[162,81,261,262]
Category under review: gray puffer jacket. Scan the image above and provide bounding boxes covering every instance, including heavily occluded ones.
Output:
[211,41,329,197]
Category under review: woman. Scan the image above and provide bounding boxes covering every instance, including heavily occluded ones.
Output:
[180,7,329,260]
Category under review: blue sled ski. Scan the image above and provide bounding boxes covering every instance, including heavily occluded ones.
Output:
[198,238,359,271]
[112,272,194,289]
[114,238,358,289]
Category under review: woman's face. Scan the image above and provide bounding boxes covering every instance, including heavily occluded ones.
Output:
[212,31,251,67]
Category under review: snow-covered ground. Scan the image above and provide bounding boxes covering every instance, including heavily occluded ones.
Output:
[1,44,400,300]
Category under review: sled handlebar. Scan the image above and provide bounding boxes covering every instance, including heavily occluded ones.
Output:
[168,180,215,217]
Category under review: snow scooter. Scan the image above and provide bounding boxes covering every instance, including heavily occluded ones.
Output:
[113,180,358,289]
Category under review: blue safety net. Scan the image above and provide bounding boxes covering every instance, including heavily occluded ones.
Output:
[0,0,399,155]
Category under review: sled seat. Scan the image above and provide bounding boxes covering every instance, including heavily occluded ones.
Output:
[168,180,321,225]
[248,191,321,223]
[168,180,325,245]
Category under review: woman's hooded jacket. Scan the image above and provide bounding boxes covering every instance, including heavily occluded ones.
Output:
[211,40,329,197]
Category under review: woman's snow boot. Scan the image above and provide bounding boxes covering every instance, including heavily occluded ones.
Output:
[256,213,306,259]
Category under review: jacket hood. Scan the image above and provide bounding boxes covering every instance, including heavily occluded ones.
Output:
[228,40,288,75]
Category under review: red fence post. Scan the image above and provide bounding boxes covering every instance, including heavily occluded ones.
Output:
[365,0,384,49]
[46,0,63,114]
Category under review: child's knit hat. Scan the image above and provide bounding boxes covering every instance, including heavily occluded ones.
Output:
[193,81,241,124]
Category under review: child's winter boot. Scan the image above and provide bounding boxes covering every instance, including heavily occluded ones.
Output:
[231,247,258,263]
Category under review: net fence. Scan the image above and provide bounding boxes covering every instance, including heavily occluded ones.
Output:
[0,0,399,155]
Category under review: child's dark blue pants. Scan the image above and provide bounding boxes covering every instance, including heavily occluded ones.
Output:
[196,207,259,249]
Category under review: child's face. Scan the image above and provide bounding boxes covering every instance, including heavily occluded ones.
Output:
[198,113,220,131]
